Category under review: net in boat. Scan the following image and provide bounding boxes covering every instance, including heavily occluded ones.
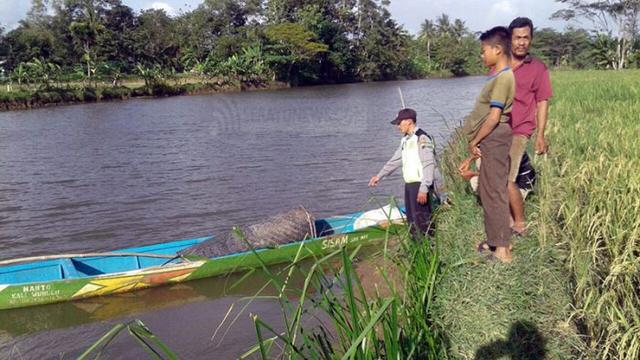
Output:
[179,206,316,258]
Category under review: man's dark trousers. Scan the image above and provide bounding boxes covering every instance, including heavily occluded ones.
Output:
[404,182,433,239]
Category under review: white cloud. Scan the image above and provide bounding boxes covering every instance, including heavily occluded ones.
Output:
[491,0,516,17]
[149,2,177,16]
[0,0,31,30]
[389,0,566,35]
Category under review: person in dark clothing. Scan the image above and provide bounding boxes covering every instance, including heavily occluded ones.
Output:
[460,152,537,200]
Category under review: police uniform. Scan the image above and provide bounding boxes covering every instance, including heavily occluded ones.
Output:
[376,125,436,238]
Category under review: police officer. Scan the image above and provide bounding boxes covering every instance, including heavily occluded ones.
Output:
[369,108,436,238]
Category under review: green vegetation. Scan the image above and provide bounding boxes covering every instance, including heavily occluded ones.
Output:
[540,70,640,359]
[550,1,640,70]
[432,133,586,359]
[219,221,447,359]
[0,0,485,109]
[0,0,463,90]
[81,224,448,359]
[2,1,640,109]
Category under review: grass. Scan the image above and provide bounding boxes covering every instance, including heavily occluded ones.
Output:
[77,319,178,360]
[79,201,448,359]
[432,131,586,359]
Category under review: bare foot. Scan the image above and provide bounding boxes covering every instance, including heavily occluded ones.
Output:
[493,246,512,263]
[511,222,526,236]
[478,241,513,253]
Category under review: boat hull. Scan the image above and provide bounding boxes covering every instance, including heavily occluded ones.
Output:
[0,224,400,310]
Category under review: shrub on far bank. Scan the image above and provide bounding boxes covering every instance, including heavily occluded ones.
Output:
[0,88,32,102]
[150,83,187,96]
[101,86,132,100]
[0,78,277,111]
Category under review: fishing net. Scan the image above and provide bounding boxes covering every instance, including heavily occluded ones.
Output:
[179,206,316,258]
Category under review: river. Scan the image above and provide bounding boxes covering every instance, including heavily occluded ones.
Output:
[0,77,483,359]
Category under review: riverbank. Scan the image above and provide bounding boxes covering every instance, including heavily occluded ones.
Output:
[430,69,640,359]
[0,72,459,112]
[0,79,289,111]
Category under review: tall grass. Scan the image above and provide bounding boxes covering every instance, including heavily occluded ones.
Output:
[538,70,640,359]
[221,223,447,359]
[431,127,585,359]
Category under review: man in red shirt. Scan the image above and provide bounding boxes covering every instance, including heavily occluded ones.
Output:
[507,17,553,235]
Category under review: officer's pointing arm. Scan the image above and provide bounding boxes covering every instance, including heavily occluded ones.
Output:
[376,143,403,180]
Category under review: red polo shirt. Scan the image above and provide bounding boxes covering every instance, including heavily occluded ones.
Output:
[511,56,553,137]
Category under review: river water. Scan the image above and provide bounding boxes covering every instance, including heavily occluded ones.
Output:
[0,77,483,359]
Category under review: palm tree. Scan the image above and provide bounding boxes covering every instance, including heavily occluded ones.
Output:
[69,0,105,81]
[419,19,436,61]
[436,14,451,36]
[452,19,468,40]
[25,58,53,89]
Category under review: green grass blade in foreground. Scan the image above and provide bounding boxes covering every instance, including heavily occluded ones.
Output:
[79,320,177,360]
[77,323,127,360]
[341,248,363,341]
[127,320,179,360]
[341,298,395,360]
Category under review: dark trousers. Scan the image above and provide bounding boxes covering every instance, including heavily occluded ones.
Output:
[404,182,433,239]
[478,123,512,248]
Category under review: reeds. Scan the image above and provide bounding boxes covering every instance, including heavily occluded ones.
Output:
[222,221,447,359]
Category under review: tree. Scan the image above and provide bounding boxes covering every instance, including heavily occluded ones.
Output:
[12,63,30,86]
[0,26,6,71]
[418,19,436,62]
[25,57,61,89]
[552,0,640,69]
[135,63,165,93]
[131,9,179,68]
[591,33,620,68]
[351,0,412,81]
[1,0,57,70]
[174,0,262,66]
[532,27,593,67]
[264,22,328,85]
[414,14,480,76]
[98,2,137,71]
[68,0,109,79]
[436,13,452,35]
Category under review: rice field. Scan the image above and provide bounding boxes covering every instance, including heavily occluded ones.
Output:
[539,70,640,359]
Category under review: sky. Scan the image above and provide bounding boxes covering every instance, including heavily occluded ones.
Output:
[0,0,570,34]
